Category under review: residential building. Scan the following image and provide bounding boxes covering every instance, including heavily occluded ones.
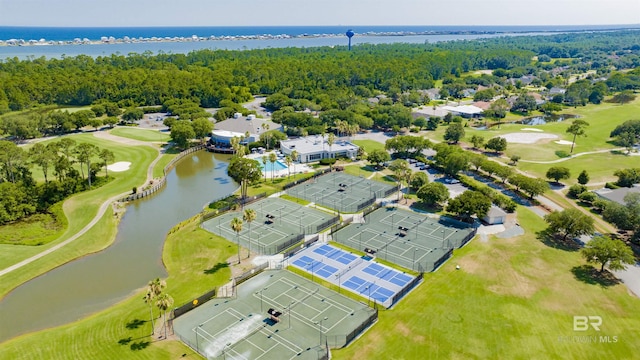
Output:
[280,135,359,163]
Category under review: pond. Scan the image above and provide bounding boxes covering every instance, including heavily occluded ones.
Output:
[518,113,580,126]
[0,151,237,343]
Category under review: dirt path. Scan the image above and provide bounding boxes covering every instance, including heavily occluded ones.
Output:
[0,133,163,277]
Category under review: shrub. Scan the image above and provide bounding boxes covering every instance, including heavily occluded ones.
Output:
[567,184,588,198]
[578,191,597,204]
[605,182,620,189]
[555,150,570,158]
[319,158,337,166]
[592,199,608,212]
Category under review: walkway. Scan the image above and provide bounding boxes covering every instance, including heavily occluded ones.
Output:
[0,132,164,277]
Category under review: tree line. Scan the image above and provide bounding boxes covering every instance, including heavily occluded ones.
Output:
[0,138,114,224]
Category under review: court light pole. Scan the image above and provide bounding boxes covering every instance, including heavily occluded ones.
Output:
[222,342,232,360]
[412,248,418,271]
[195,324,203,353]
[288,301,295,329]
[259,288,267,312]
[317,316,328,346]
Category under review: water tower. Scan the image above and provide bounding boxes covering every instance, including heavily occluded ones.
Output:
[346,29,354,50]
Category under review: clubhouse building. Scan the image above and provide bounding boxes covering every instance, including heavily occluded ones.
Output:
[280,135,359,163]
[210,113,281,147]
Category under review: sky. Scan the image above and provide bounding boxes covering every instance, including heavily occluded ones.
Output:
[0,0,639,27]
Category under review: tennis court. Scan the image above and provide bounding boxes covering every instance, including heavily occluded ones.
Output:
[333,207,476,272]
[174,270,377,360]
[201,197,339,255]
[286,172,396,213]
[288,243,419,308]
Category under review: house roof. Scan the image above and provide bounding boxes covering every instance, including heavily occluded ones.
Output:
[485,206,507,218]
[280,135,358,154]
[442,105,484,115]
[214,117,281,136]
[472,101,492,110]
[594,186,640,205]
[211,130,246,138]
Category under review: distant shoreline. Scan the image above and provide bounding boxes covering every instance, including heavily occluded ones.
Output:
[2,26,639,47]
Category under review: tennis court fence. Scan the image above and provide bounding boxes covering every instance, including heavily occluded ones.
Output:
[305,215,340,234]
[390,272,422,306]
[356,197,376,212]
[329,217,354,236]
[324,307,378,348]
[254,233,306,255]
[173,288,218,318]
[235,262,269,286]
[282,234,320,258]
[201,192,268,222]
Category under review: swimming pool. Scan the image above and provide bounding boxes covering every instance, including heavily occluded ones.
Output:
[259,160,287,172]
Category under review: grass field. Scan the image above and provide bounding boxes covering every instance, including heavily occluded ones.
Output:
[110,127,171,142]
[0,133,158,297]
[352,139,385,153]
[0,216,234,359]
[333,207,640,359]
[0,203,66,246]
[462,97,640,159]
[517,152,638,185]
[4,205,638,358]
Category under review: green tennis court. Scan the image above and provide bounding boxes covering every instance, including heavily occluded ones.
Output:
[174,270,377,359]
[333,207,476,272]
[286,172,396,213]
[201,197,339,255]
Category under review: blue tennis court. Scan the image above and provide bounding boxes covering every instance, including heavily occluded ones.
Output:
[314,244,359,265]
[292,255,339,279]
[342,276,396,303]
[288,243,420,308]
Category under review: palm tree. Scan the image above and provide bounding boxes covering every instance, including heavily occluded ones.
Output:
[230,217,243,264]
[144,277,166,334]
[327,133,336,171]
[284,155,292,178]
[155,293,174,339]
[269,152,277,182]
[243,209,256,258]
[148,277,166,297]
[261,123,271,150]
[291,150,299,174]
[262,155,267,182]
[142,290,156,335]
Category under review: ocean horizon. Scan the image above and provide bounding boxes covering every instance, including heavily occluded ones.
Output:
[1,24,638,42]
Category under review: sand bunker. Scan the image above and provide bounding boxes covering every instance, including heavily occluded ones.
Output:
[521,128,544,132]
[501,133,558,144]
[554,140,574,145]
[107,161,131,172]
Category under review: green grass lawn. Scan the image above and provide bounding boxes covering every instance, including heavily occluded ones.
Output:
[333,207,640,359]
[517,152,636,186]
[352,139,385,153]
[0,203,66,246]
[0,216,234,359]
[4,205,638,358]
[462,98,640,162]
[152,153,179,179]
[0,133,158,297]
[110,127,171,142]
